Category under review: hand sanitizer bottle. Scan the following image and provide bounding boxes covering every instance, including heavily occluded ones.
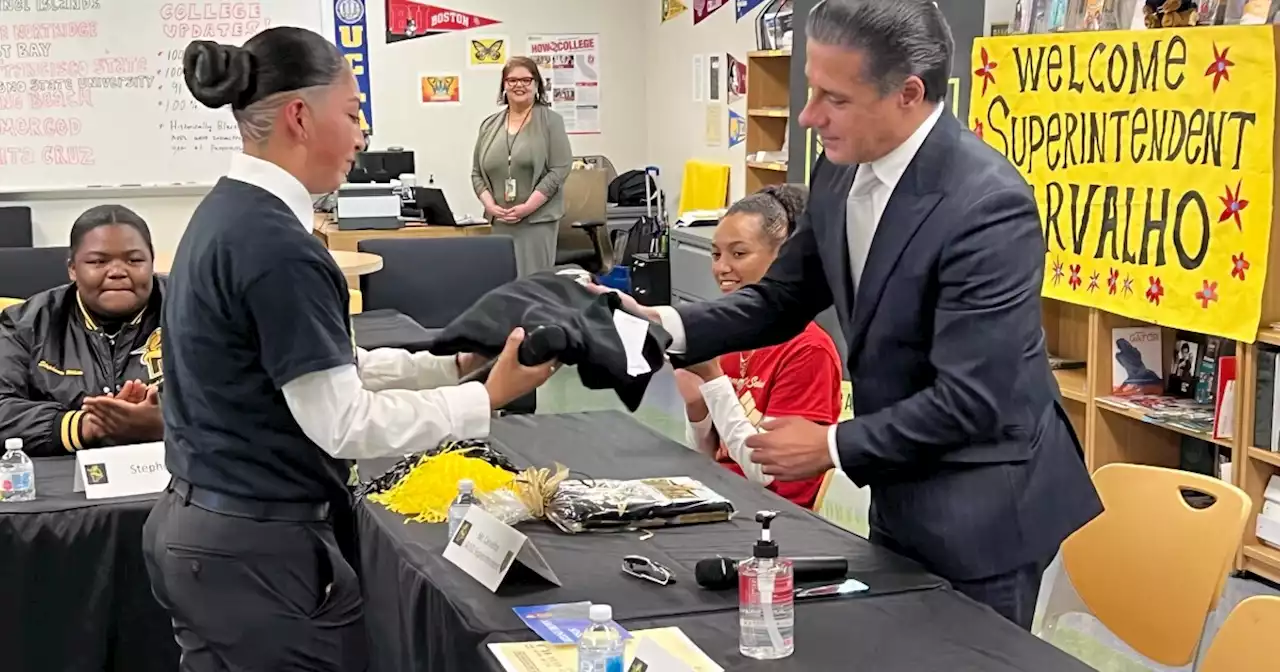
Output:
[738,510,794,659]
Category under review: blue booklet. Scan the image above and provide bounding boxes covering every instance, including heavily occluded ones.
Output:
[512,602,632,644]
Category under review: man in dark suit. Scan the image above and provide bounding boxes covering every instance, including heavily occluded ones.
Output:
[605,0,1102,629]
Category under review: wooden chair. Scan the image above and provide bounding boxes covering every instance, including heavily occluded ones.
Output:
[1033,464,1250,667]
[348,289,363,315]
[1197,596,1280,672]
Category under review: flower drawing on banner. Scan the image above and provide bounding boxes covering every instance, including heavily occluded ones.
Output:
[973,119,984,139]
[1068,264,1082,290]
[1196,280,1219,309]
[1218,181,1249,230]
[1204,43,1234,92]
[1146,276,1164,305]
[1051,257,1065,285]
[1107,268,1119,295]
[1087,270,1100,293]
[974,47,997,95]
[1122,274,1135,297]
[1232,252,1250,280]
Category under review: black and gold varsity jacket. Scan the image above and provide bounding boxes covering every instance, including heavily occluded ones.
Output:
[0,279,164,456]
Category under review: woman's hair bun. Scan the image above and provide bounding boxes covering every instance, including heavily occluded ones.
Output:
[183,41,255,109]
[760,184,809,232]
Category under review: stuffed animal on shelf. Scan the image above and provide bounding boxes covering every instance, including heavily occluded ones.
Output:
[1144,0,1199,27]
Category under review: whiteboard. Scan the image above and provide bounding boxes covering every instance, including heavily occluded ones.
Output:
[0,0,324,191]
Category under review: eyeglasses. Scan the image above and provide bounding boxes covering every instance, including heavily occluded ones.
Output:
[505,77,535,88]
[622,555,675,586]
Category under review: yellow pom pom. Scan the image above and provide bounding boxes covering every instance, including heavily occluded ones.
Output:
[369,450,516,523]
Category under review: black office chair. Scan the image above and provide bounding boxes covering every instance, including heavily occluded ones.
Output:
[0,246,69,299]
[358,236,517,328]
[357,236,534,414]
[0,206,33,248]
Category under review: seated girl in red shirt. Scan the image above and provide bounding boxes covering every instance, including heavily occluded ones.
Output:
[677,184,843,510]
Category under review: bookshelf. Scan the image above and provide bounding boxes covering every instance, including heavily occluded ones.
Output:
[1042,216,1280,580]
[745,49,791,194]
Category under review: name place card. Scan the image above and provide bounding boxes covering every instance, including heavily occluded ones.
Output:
[443,504,560,592]
[73,442,169,500]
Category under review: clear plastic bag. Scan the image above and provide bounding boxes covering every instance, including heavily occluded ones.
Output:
[477,488,535,525]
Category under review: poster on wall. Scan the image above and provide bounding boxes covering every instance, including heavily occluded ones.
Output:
[692,55,706,102]
[527,34,601,135]
[468,37,507,68]
[728,109,746,148]
[968,28,1276,343]
[333,0,374,134]
[420,74,461,103]
[386,1,500,44]
[694,0,730,24]
[736,0,769,21]
[707,54,722,102]
[705,103,723,146]
[663,0,688,22]
[727,54,747,104]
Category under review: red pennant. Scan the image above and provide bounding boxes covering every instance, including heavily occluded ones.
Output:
[385,1,501,43]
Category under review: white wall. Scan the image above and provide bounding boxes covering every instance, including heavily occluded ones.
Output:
[644,1,758,205]
[9,0,649,249]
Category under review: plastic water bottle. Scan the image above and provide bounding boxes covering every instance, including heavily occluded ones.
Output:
[447,479,477,537]
[577,604,624,672]
[0,438,35,502]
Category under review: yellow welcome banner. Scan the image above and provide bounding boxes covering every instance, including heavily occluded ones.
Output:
[970,27,1276,343]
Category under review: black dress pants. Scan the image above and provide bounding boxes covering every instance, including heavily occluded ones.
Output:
[142,489,367,671]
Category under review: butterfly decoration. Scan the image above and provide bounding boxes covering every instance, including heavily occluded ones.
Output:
[471,39,505,64]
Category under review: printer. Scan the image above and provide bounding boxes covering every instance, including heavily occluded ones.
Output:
[337,183,402,230]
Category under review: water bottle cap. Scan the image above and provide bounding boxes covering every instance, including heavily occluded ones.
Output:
[457,479,474,493]
[3,438,20,450]
[588,604,612,622]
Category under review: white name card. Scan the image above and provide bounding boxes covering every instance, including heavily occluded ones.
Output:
[72,442,169,500]
[443,504,560,592]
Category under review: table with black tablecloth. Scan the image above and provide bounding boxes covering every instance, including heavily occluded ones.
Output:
[356,411,1087,672]
[0,457,178,672]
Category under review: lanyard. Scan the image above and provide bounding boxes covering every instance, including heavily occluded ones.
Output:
[506,107,531,173]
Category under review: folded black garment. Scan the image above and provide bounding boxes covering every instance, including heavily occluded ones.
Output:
[428,268,672,411]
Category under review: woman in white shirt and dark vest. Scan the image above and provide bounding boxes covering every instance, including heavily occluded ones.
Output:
[143,28,557,670]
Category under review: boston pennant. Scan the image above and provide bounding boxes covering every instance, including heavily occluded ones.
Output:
[385,0,501,43]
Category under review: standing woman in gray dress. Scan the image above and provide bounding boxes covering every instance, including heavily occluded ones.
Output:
[471,56,572,276]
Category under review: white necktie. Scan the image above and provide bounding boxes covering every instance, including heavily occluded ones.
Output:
[846,167,881,289]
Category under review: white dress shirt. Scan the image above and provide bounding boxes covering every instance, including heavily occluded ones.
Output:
[225,153,491,460]
[656,104,944,471]
[683,376,774,486]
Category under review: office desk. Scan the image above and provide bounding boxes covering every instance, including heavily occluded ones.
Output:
[313,217,491,253]
[153,249,383,277]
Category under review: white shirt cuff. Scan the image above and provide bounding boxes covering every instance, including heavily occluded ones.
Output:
[827,423,842,471]
[653,305,687,355]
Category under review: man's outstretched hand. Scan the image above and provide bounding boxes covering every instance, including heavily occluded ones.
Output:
[746,416,835,481]
[584,283,662,323]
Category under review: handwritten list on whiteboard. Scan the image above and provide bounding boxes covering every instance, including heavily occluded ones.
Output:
[0,0,323,191]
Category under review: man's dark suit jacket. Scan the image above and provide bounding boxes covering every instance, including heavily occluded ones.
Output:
[673,111,1104,582]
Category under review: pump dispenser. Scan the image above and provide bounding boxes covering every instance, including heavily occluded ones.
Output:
[738,510,795,659]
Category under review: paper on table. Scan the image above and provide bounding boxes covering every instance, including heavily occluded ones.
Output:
[613,310,653,376]
[487,627,722,672]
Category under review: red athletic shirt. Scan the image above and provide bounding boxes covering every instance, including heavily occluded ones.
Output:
[714,322,842,509]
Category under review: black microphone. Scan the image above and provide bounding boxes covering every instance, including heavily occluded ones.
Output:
[458,324,568,384]
[694,556,849,590]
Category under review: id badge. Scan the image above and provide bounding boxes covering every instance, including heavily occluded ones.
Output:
[503,177,517,203]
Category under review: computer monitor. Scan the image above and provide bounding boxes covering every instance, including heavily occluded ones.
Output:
[347,149,416,184]
[413,187,458,226]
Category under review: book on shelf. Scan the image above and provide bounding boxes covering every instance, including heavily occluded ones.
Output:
[1112,326,1163,395]
[1166,332,1201,398]
[1097,394,1216,434]
[1253,346,1275,450]
[1194,336,1235,406]
[1212,356,1237,441]
[1047,353,1085,370]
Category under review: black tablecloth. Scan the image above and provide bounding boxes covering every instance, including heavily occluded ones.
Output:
[357,411,946,672]
[483,587,1091,671]
[0,457,178,672]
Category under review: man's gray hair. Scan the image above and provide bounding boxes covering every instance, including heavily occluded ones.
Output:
[808,0,954,103]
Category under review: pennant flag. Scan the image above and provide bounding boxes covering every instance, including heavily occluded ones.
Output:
[386,1,500,44]
[694,0,730,24]
[728,109,746,148]
[727,53,747,103]
[662,0,688,22]
[736,0,769,21]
